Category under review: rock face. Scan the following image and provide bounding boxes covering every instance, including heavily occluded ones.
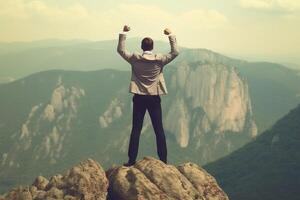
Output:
[143,61,257,164]
[0,59,257,192]
[0,159,108,200]
[107,157,229,200]
[1,77,86,169]
[165,62,257,148]
[1,157,228,200]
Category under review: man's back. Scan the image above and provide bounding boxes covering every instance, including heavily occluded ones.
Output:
[117,33,179,95]
[118,26,177,167]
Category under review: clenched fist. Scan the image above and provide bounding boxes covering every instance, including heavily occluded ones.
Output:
[123,25,131,32]
[164,28,172,35]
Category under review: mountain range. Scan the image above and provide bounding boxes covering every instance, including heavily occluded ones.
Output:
[0,63,255,193]
[1,38,299,131]
[204,103,300,200]
[0,39,300,195]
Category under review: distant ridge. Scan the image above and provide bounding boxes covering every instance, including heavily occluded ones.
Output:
[205,104,300,200]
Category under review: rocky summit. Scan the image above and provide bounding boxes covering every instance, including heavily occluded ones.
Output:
[0,159,109,200]
[0,157,228,200]
[107,157,229,200]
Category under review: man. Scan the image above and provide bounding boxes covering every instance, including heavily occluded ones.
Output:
[117,25,179,166]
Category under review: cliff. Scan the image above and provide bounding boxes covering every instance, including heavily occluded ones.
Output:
[0,56,258,192]
[165,62,257,148]
[0,157,229,200]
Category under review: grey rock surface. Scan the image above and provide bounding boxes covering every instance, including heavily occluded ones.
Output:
[1,159,108,200]
[107,157,229,200]
[1,157,228,200]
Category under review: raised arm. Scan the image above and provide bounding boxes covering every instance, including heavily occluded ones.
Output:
[161,28,179,66]
[117,25,133,63]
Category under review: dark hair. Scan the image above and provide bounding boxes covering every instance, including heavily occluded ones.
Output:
[141,37,153,51]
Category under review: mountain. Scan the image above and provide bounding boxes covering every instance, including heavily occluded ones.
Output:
[204,104,300,200]
[1,39,299,133]
[0,39,90,55]
[1,39,300,194]
[0,38,170,83]
[174,48,300,132]
[0,157,228,200]
[0,59,256,193]
[163,60,257,150]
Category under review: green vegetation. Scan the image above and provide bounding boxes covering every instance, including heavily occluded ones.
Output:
[205,104,300,200]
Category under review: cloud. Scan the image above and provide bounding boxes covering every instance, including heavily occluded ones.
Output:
[178,9,228,29]
[240,0,300,12]
[116,4,228,35]
[0,0,89,20]
[0,0,228,41]
[0,0,28,19]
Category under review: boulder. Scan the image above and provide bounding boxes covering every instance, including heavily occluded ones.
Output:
[178,162,229,200]
[32,176,49,191]
[1,157,228,200]
[1,186,32,200]
[62,158,108,199]
[107,157,229,200]
[1,159,108,200]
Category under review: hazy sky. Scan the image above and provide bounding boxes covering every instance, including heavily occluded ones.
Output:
[0,0,299,64]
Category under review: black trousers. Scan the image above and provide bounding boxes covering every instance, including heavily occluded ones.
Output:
[128,93,167,163]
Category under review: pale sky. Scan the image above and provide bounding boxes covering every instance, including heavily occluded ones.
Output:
[0,0,299,64]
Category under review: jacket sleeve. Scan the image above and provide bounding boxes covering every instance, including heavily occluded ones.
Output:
[117,33,134,64]
[161,35,179,66]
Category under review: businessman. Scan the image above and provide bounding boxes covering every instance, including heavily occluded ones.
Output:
[117,25,179,166]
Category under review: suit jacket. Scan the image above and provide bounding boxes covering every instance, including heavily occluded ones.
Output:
[117,33,179,95]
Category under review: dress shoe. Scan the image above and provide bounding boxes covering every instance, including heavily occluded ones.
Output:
[123,160,136,167]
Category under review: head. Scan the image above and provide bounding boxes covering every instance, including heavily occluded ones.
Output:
[141,37,153,51]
